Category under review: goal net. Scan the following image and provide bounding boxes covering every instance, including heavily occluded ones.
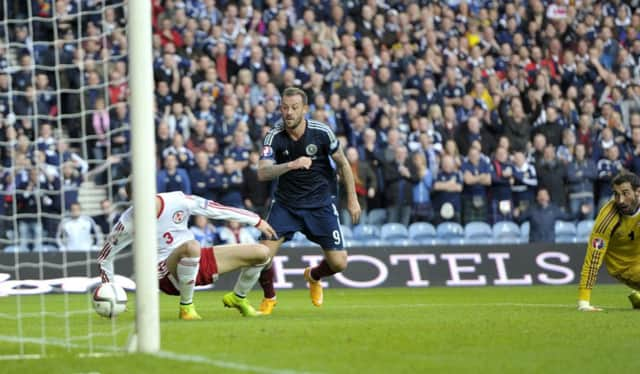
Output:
[0,0,138,358]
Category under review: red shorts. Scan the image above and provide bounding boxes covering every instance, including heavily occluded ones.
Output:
[158,247,219,296]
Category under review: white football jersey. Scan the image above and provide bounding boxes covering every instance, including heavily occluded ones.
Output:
[98,191,261,282]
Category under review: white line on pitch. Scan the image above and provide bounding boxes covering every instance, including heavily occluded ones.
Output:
[322,302,614,309]
[152,350,320,374]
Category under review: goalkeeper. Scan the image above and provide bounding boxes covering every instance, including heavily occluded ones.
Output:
[578,172,640,311]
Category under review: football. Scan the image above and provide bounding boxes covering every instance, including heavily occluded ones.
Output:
[92,283,128,318]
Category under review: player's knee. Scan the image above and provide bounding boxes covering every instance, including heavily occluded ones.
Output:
[251,244,270,265]
[181,240,201,258]
[329,257,348,272]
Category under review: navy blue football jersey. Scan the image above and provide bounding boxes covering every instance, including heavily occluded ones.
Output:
[261,119,339,208]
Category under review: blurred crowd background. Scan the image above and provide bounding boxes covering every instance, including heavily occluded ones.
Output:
[2,0,640,251]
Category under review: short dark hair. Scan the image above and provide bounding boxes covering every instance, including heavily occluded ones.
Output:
[282,87,308,105]
[612,172,640,190]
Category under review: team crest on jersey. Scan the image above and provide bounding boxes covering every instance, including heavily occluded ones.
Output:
[262,146,273,158]
[306,144,318,156]
[592,237,605,250]
[172,210,186,224]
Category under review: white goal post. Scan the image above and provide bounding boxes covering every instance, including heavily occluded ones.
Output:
[127,0,160,354]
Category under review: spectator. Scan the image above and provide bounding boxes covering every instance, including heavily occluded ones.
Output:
[56,203,100,251]
[358,128,385,209]
[218,221,256,244]
[225,129,251,170]
[383,145,414,226]
[628,126,640,175]
[411,151,434,223]
[157,154,191,194]
[511,151,538,215]
[490,146,515,223]
[218,156,243,208]
[242,149,271,217]
[189,151,220,201]
[16,168,49,251]
[461,145,492,224]
[557,128,577,165]
[455,115,496,158]
[536,144,568,210]
[162,132,195,169]
[165,101,195,139]
[93,199,120,237]
[516,188,573,244]
[567,144,597,221]
[342,146,376,227]
[433,154,463,224]
[190,215,220,248]
[596,145,624,209]
[202,135,224,173]
[186,119,209,153]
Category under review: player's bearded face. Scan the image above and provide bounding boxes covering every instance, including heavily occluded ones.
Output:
[613,184,640,214]
[281,98,306,129]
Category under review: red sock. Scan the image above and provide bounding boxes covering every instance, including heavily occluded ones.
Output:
[310,260,337,281]
[259,265,276,299]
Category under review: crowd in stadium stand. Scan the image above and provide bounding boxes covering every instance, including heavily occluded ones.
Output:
[2,0,640,250]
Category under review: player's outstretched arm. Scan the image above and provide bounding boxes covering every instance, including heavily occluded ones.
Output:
[97,209,134,283]
[332,145,361,224]
[189,195,275,239]
[576,202,617,311]
[257,157,311,181]
[255,219,277,240]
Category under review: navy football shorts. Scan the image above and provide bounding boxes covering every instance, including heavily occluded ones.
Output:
[264,200,345,250]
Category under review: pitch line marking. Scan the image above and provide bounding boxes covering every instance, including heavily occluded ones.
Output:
[314,302,618,309]
[152,350,321,374]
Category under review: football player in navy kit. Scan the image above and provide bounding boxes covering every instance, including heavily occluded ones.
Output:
[223,87,361,314]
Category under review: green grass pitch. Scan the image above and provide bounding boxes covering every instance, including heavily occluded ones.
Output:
[0,285,638,373]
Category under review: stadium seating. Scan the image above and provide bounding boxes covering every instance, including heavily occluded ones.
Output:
[464,222,493,240]
[576,220,594,243]
[364,239,387,247]
[353,224,381,241]
[520,222,530,242]
[492,221,521,244]
[344,239,365,248]
[555,221,577,243]
[406,222,446,245]
[367,209,387,226]
[408,222,437,241]
[282,232,318,248]
[380,223,410,240]
[340,225,353,240]
[436,222,464,244]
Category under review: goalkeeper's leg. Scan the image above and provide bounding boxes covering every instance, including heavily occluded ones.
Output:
[167,240,202,320]
[617,265,640,309]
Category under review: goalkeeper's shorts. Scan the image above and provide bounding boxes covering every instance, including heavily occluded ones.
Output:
[158,247,219,296]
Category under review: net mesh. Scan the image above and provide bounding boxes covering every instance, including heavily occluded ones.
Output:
[0,0,133,357]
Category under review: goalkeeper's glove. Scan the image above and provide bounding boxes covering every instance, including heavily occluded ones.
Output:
[578,300,603,312]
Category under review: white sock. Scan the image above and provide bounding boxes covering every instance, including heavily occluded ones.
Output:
[177,257,200,305]
[233,265,264,298]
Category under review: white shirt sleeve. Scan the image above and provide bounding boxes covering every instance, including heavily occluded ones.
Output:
[98,208,134,283]
[186,195,261,227]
